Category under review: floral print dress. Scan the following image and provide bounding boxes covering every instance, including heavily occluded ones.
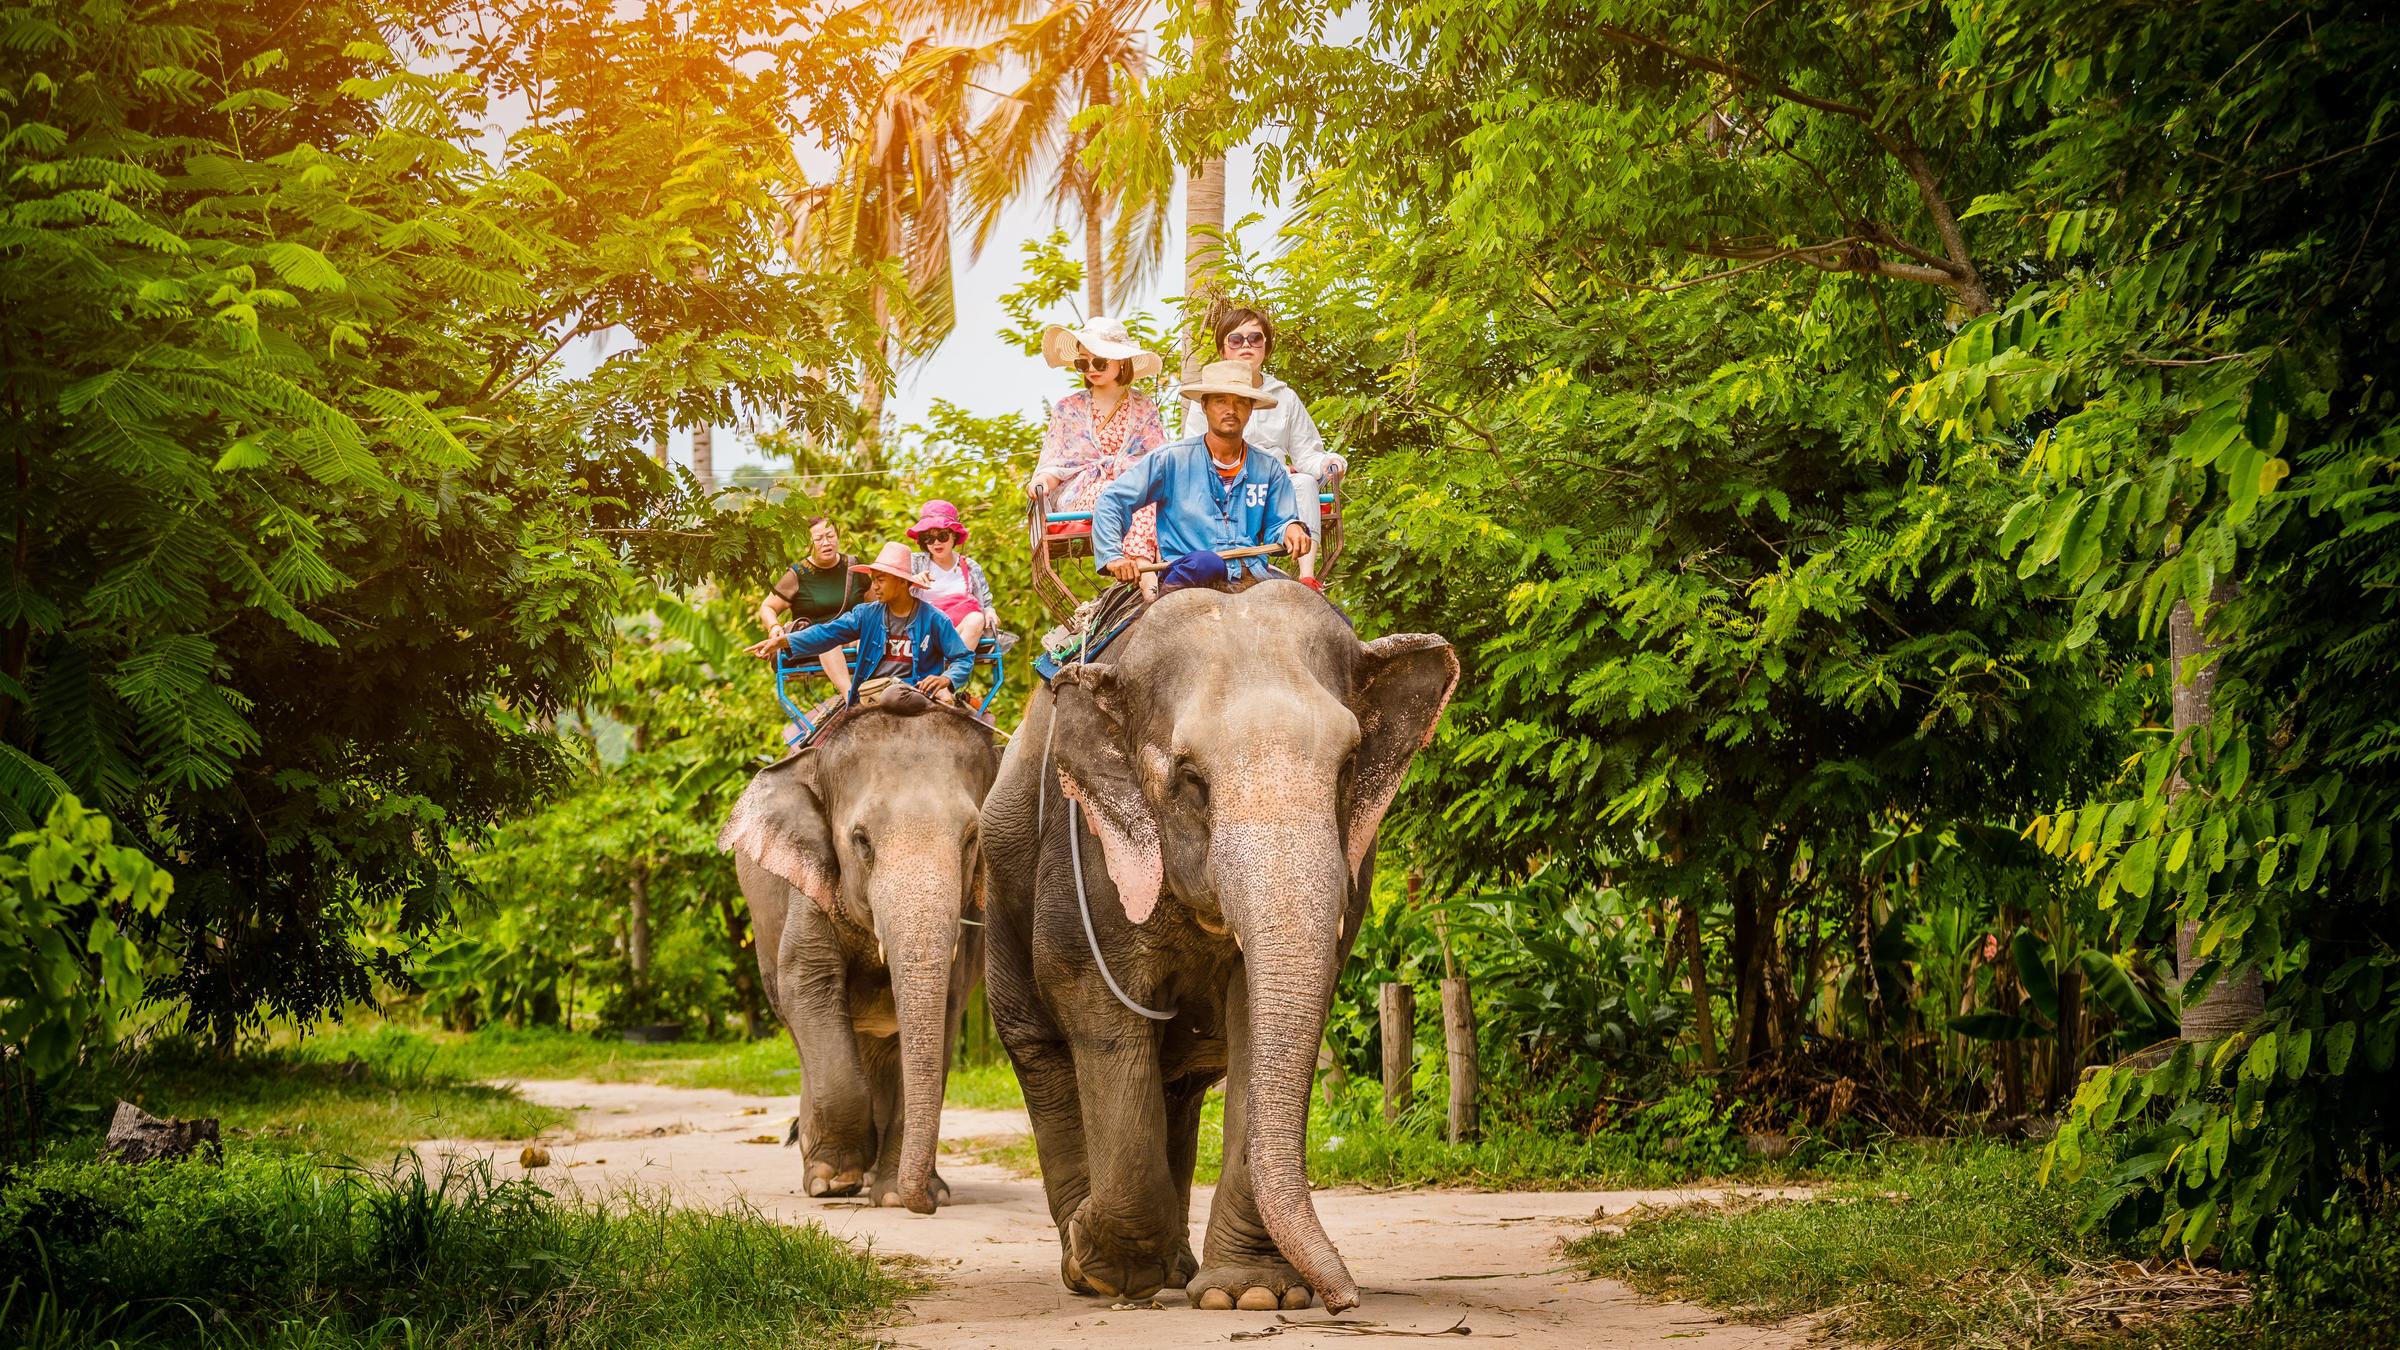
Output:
[1041,389,1164,561]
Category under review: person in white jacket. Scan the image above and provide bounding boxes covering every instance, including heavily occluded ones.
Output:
[1180,305,1346,586]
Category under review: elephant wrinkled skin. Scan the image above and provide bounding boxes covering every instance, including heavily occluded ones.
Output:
[978,581,1457,1313]
[719,688,998,1214]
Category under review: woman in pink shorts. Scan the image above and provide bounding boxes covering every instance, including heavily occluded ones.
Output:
[907,500,998,650]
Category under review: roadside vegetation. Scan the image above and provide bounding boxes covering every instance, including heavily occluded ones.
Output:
[1,1151,903,1350]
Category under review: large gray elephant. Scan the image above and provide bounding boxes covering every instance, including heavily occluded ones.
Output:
[718,688,998,1213]
[979,581,1457,1312]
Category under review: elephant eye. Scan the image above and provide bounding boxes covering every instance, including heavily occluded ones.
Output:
[850,826,874,865]
[1174,761,1209,808]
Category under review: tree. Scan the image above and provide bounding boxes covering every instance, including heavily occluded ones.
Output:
[0,0,882,1037]
[795,32,980,465]
[942,0,1164,319]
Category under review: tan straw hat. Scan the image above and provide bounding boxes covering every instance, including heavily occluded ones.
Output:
[1040,316,1164,380]
[850,541,919,586]
[1178,359,1279,407]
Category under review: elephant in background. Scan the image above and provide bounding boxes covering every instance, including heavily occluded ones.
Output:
[719,688,998,1213]
[978,581,1457,1312]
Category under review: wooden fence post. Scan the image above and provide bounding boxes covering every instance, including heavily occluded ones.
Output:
[1379,982,1415,1122]
[1442,976,1478,1143]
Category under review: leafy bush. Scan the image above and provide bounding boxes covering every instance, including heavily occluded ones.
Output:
[0,797,171,1150]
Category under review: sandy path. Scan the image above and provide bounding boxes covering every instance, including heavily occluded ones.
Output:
[421,1079,1817,1348]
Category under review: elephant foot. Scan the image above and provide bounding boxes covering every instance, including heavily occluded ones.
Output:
[867,1170,951,1210]
[1063,1207,1192,1301]
[1188,1260,1314,1312]
[804,1159,865,1198]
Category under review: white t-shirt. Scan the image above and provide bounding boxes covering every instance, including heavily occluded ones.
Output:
[920,559,970,603]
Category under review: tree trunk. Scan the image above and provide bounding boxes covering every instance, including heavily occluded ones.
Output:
[719,893,765,1040]
[1730,881,1765,1064]
[1378,982,1414,1122]
[627,863,652,990]
[2052,961,2083,1110]
[690,421,713,494]
[2168,586,2265,1039]
[1442,977,1478,1144]
[1181,0,1229,378]
[1994,963,2024,1117]
[1680,901,1720,1072]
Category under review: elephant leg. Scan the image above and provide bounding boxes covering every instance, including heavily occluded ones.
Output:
[860,1032,918,1207]
[1162,1073,1209,1273]
[1063,1026,1191,1301]
[779,909,876,1197]
[1191,964,1313,1311]
[1006,1030,1096,1291]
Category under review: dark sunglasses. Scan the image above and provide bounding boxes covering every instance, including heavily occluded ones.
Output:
[1072,356,1118,373]
[1223,331,1268,349]
[918,529,956,544]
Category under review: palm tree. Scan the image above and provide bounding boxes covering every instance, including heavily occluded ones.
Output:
[791,32,978,465]
[953,0,1163,319]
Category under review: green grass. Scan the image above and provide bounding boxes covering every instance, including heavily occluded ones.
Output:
[0,1148,905,1349]
[947,1078,1841,1192]
[1570,1140,2240,1349]
[296,1024,1031,1111]
[66,1039,567,1164]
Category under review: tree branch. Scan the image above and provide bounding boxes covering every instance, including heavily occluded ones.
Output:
[1593,23,1874,122]
[1594,22,1992,313]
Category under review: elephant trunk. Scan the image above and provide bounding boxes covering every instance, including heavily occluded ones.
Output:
[1217,817,1360,1313]
[880,882,960,1215]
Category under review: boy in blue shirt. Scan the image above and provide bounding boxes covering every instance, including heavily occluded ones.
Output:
[746,541,974,706]
[1092,360,1311,587]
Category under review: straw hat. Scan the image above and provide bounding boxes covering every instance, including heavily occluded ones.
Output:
[1041,316,1163,380]
[851,541,919,586]
[1178,359,1279,407]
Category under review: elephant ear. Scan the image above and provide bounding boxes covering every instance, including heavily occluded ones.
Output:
[1049,667,1166,925]
[718,750,839,921]
[1345,633,1460,879]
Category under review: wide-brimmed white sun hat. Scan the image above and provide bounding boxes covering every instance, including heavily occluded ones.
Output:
[1040,316,1164,380]
[1177,359,1279,407]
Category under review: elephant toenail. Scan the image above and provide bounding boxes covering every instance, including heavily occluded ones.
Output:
[1197,1289,1234,1310]
[1282,1286,1311,1309]
[1237,1288,1279,1311]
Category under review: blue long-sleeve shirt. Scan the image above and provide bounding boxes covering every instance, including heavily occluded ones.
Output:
[784,600,973,702]
[1092,436,1301,582]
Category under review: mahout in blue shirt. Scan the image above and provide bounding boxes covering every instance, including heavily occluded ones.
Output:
[1091,435,1301,581]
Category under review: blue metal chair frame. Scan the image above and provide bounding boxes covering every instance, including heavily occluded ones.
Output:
[774,636,1009,747]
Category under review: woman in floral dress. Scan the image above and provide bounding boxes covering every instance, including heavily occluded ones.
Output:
[1027,316,1165,565]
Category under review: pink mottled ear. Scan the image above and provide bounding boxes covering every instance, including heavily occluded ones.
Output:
[718,750,839,921]
[1345,634,1460,881]
[1049,667,1165,925]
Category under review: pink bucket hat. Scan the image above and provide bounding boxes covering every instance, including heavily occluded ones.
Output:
[906,499,968,545]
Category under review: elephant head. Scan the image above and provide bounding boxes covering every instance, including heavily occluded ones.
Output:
[1047,584,1457,1311]
[719,691,997,1213]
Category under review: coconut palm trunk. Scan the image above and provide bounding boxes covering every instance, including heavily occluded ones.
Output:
[1182,0,1229,377]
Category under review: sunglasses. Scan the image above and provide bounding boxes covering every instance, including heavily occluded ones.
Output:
[918,530,955,544]
[1223,331,1268,349]
[1072,356,1118,373]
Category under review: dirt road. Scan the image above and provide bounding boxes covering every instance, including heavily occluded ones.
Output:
[422,1079,1816,1349]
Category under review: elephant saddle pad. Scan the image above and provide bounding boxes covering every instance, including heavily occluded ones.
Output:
[1033,582,1148,684]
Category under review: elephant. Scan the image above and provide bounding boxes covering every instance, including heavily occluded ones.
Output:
[978,580,1457,1313]
[718,687,999,1213]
